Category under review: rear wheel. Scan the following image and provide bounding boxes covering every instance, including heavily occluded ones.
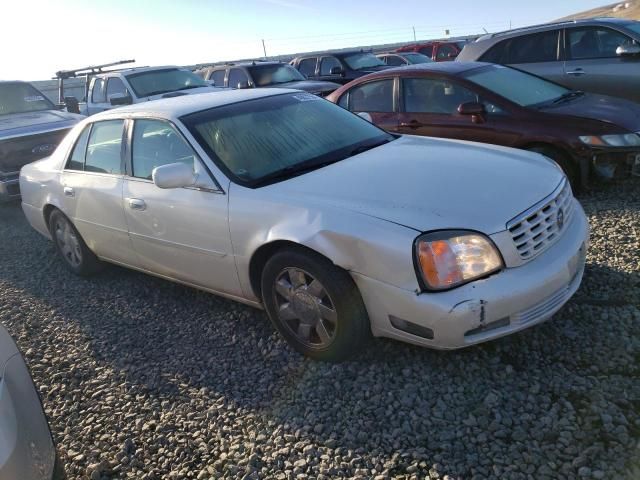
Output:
[526,146,579,191]
[261,248,370,362]
[48,209,103,276]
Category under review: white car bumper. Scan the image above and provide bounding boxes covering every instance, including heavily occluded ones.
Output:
[354,201,590,349]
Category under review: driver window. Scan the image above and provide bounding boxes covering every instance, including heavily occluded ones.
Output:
[228,69,249,88]
[131,119,200,181]
[402,78,477,114]
[320,57,341,75]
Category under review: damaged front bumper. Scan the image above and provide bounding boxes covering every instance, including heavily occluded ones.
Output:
[580,147,640,180]
[353,201,590,349]
[0,172,20,203]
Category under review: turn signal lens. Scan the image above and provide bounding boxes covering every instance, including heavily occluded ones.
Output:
[416,231,503,290]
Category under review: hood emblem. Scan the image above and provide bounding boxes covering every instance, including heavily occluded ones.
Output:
[557,208,564,230]
[31,144,56,155]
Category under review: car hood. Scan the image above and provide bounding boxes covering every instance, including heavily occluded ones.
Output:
[540,93,640,132]
[0,110,83,140]
[270,80,341,94]
[269,135,564,234]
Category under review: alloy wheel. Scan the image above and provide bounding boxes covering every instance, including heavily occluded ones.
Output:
[54,217,82,268]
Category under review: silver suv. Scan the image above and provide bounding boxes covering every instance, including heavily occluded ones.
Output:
[457,18,640,103]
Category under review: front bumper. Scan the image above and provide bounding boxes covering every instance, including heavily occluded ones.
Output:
[0,173,20,203]
[0,327,56,480]
[576,146,640,180]
[353,200,589,349]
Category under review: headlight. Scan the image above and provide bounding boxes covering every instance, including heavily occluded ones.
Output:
[579,134,640,147]
[414,231,503,291]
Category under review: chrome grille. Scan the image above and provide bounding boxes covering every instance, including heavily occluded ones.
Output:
[507,180,574,261]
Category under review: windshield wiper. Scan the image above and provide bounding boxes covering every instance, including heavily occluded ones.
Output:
[251,159,340,187]
[348,138,391,156]
[552,90,584,104]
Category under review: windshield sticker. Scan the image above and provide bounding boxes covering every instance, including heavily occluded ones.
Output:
[292,93,319,102]
[24,95,45,102]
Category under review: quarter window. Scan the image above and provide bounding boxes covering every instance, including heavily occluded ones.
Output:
[348,79,394,113]
[567,27,635,59]
[84,120,124,174]
[210,70,226,86]
[402,78,477,114]
[320,57,342,75]
[506,30,560,64]
[65,125,91,171]
[106,77,128,99]
[298,58,317,77]
[131,120,197,180]
[228,69,249,88]
[91,78,106,103]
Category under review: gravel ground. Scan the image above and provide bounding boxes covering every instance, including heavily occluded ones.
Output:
[1,179,639,480]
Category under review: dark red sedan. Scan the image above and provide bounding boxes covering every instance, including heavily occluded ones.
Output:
[396,41,466,61]
[326,62,640,189]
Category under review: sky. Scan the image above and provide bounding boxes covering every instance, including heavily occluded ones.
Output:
[2,0,609,80]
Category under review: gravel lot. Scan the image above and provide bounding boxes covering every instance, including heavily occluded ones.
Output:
[1,179,639,480]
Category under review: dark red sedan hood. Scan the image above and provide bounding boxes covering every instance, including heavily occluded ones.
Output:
[539,93,640,133]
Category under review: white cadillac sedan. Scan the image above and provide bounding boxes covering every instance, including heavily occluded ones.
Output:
[20,89,589,361]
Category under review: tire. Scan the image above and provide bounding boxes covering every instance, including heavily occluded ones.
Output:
[261,248,370,362]
[526,146,580,191]
[48,209,103,276]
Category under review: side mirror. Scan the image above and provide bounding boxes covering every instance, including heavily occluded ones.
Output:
[330,66,344,75]
[152,162,195,189]
[236,81,250,89]
[109,93,133,106]
[458,102,485,115]
[616,44,640,56]
[64,96,80,114]
[357,112,373,123]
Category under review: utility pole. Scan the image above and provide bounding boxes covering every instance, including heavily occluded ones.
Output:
[509,20,512,30]
[412,26,416,42]
[262,39,267,59]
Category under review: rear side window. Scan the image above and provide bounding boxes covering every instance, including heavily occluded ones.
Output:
[85,120,124,174]
[91,78,106,103]
[228,68,249,88]
[506,30,560,64]
[348,79,394,113]
[65,125,91,171]
[320,57,341,75]
[403,78,478,114]
[298,58,317,76]
[567,27,635,59]
[480,40,509,63]
[210,70,226,86]
[419,46,433,57]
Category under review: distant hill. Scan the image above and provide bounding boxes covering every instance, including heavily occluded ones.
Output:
[557,1,640,20]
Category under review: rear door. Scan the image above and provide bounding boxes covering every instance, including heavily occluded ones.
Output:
[59,119,137,264]
[122,118,241,295]
[396,76,520,146]
[87,77,111,115]
[503,29,565,84]
[563,26,640,102]
[338,78,399,132]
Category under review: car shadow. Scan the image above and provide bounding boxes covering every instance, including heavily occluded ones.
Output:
[1,198,638,478]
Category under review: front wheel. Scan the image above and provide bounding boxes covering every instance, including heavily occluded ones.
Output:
[261,248,370,362]
[48,209,103,276]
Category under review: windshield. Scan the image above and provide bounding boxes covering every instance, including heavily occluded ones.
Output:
[464,65,569,107]
[342,53,386,70]
[402,53,433,64]
[248,64,305,86]
[183,93,393,187]
[0,82,55,116]
[126,68,208,97]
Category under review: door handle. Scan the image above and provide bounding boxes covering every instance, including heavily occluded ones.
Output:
[128,198,146,211]
[399,120,424,129]
[63,187,75,197]
[566,68,586,76]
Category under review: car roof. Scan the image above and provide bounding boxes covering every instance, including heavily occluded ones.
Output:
[382,61,490,75]
[113,65,189,76]
[89,88,296,120]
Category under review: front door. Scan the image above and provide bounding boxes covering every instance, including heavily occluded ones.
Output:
[59,119,137,264]
[122,119,242,296]
[86,78,111,115]
[396,77,520,146]
[563,26,640,103]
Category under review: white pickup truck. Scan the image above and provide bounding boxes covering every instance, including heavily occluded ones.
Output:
[73,66,226,116]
